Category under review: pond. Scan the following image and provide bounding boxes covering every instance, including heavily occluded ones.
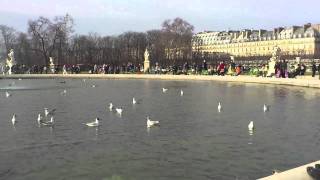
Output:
[0,78,320,180]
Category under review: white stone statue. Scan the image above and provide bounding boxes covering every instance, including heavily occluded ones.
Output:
[6,49,16,75]
[294,57,301,69]
[144,48,150,73]
[49,57,55,73]
[227,56,235,75]
[267,46,281,77]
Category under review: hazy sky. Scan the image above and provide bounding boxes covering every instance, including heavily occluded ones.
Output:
[0,0,319,35]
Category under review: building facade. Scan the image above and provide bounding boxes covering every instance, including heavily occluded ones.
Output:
[192,23,320,59]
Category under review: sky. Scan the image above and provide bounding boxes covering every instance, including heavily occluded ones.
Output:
[0,0,319,35]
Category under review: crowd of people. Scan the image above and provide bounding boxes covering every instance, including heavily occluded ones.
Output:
[1,59,320,79]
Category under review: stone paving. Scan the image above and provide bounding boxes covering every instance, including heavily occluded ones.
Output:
[1,74,320,89]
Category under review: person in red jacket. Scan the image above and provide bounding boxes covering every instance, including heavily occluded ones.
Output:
[217,61,225,76]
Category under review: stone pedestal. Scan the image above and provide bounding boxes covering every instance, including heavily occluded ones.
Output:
[266,58,276,77]
[144,49,150,73]
[144,60,150,73]
[49,57,55,74]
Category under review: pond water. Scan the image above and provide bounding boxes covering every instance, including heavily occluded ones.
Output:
[0,78,320,180]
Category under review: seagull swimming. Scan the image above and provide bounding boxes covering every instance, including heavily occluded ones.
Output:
[85,118,100,127]
[218,102,222,112]
[147,116,160,128]
[12,114,17,125]
[91,84,96,88]
[132,97,137,104]
[109,103,114,111]
[180,89,184,96]
[115,107,123,115]
[162,88,168,93]
[41,116,55,126]
[61,89,67,95]
[263,104,268,112]
[248,121,254,131]
[44,108,56,117]
[37,114,44,124]
[5,91,11,98]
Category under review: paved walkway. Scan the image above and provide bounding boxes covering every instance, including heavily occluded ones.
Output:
[1,74,320,89]
[259,160,320,180]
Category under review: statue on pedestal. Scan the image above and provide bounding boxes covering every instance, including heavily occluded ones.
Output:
[6,49,16,75]
[294,57,301,69]
[227,56,235,75]
[49,57,55,74]
[266,46,281,77]
[144,48,150,73]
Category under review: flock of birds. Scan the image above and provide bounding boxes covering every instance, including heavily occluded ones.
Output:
[4,81,270,133]
[4,83,164,129]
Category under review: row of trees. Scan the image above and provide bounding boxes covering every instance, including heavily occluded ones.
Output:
[0,14,195,67]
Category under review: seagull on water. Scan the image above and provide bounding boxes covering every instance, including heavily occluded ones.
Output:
[162,88,168,93]
[147,116,159,128]
[44,108,56,117]
[41,116,55,126]
[248,121,254,131]
[132,97,137,104]
[61,89,67,95]
[84,118,100,127]
[218,102,222,112]
[5,91,11,98]
[115,107,123,115]
[180,89,184,96]
[37,114,44,124]
[109,103,114,111]
[12,114,17,125]
[263,104,268,112]
[91,84,96,88]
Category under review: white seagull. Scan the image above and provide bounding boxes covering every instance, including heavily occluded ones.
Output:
[263,104,268,112]
[248,121,254,131]
[132,97,137,104]
[115,107,123,115]
[41,116,55,126]
[109,103,114,111]
[61,89,67,95]
[37,113,44,124]
[44,108,56,117]
[162,88,168,93]
[218,102,222,112]
[147,116,160,128]
[5,91,11,98]
[12,114,17,125]
[180,89,184,96]
[85,118,100,127]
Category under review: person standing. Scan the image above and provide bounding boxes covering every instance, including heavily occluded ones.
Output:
[301,64,306,75]
[312,62,317,77]
[318,64,320,79]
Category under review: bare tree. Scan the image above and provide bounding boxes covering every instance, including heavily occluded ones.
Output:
[161,17,194,64]
[0,25,17,57]
[28,14,74,66]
